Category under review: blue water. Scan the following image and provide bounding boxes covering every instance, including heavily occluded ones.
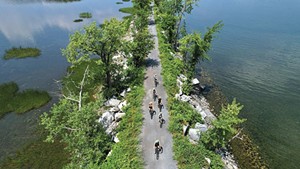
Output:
[187,0,300,168]
[0,0,129,161]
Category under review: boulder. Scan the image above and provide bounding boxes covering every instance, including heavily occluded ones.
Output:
[106,121,118,135]
[118,100,127,110]
[115,112,126,122]
[188,128,201,142]
[179,74,187,81]
[183,124,190,136]
[98,111,114,128]
[205,157,211,165]
[195,122,208,132]
[177,79,183,87]
[105,98,121,107]
[189,99,199,108]
[107,150,113,157]
[109,107,120,113]
[175,93,181,100]
[181,95,191,102]
[192,78,200,85]
[199,110,207,119]
[120,90,126,97]
[113,135,120,143]
[195,105,203,112]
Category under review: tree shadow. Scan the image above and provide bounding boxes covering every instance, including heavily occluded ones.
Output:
[145,58,159,68]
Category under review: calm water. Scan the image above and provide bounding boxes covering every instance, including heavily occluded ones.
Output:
[0,0,129,161]
[188,0,300,168]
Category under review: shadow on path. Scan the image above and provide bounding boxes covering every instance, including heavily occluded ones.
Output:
[145,58,160,68]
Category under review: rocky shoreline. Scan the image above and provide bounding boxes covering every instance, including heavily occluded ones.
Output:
[175,73,239,169]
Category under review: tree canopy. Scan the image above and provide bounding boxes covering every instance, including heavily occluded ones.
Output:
[201,99,246,149]
[62,19,126,97]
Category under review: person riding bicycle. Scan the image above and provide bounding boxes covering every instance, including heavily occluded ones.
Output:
[158,97,162,105]
[153,88,157,100]
[154,74,158,87]
[154,140,163,151]
[149,102,153,111]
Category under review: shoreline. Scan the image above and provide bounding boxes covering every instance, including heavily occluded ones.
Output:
[197,67,269,168]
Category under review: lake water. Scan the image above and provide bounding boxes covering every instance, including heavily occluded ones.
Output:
[187,0,300,168]
[0,0,129,161]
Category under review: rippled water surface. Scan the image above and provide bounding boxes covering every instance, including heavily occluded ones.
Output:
[188,0,300,168]
[0,0,129,161]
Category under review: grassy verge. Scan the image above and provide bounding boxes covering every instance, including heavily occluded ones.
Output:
[0,82,51,118]
[3,47,41,60]
[100,68,145,169]
[79,12,92,19]
[154,12,224,168]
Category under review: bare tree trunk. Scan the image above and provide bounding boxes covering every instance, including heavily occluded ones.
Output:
[62,65,89,111]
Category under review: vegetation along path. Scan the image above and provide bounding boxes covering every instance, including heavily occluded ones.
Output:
[140,11,178,169]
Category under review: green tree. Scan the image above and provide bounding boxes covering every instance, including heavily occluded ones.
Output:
[157,0,200,49]
[62,19,126,97]
[179,21,223,79]
[41,98,111,167]
[129,28,154,67]
[201,99,246,150]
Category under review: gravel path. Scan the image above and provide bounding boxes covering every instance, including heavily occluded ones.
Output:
[140,12,178,169]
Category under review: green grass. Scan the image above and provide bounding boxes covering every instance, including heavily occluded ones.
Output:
[100,68,145,169]
[0,82,51,118]
[119,7,135,15]
[79,12,92,19]
[3,47,41,60]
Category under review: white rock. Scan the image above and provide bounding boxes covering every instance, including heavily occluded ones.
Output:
[181,95,191,102]
[126,88,131,92]
[175,93,181,100]
[120,90,126,97]
[110,107,120,113]
[105,121,118,135]
[189,99,199,108]
[177,79,183,87]
[118,100,127,111]
[115,113,126,122]
[195,105,203,112]
[107,150,113,157]
[179,87,183,95]
[195,123,208,132]
[114,135,120,143]
[192,78,200,85]
[205,157,211,165]
[200,110,207,119]
[105,98,121,107]
[188,128,201,142]
[98,111,114,128]
[179,74,187,81]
